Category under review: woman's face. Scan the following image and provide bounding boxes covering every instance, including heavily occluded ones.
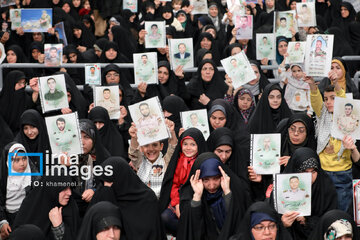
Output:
[14,79,26,91]
[158,66,169,84]
[72,0,81,7]
[200,37,212,50]
[201,63,215,82]
[6,50,17,63]
[278,41,288,56]
[12,154,28,172]
[73,28,82,39]
[209,110,226,129]
[209,6,218,17]
[162,11,172,20]
[268,89,282,109]
[304,168,318,184]
[331,62,344,80]
[231,47,241,56]
[62,3,71,13]
[251,220,277,240]
[290,1,297,10]
[23,124,39,140]
[248,65,260,85]
[81,131,94,154]
[214,145,232,164]
[96,226,121,240]
[341,6,350,18]
[265,0,274,8]
[58,187,72,206]
[238,93,252,111]
[246,7,251,15]
[177,14,186,23]
[288,121,307,145]
[105,48,117,60]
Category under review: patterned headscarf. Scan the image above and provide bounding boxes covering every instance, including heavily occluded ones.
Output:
[236,88,256,124]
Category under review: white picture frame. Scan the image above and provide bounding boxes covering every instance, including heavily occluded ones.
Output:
[285,41,306,64]
[85,64,101,85]
[180,109,210,140]
[44,43,62,67]
[145,21,166,48]
[256,33,276,60]
[133,52,158,85]
[94,85,121,120]
[169,38,194,70]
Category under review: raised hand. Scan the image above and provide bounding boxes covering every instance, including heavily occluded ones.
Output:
[219,166,231,195]
[190,169,204,201]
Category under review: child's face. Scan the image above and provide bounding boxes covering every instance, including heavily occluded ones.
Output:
[83,1,91,10]
[291,66,303,80]
[238,93,252,111]
[172,2,181,10]
[140,142,163,162]
[182,138,198,158]
[324,91,336,113]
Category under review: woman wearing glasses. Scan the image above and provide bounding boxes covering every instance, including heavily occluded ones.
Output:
[229,201,292,240]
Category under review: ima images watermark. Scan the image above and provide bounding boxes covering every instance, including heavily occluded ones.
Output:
[8,151,113,180]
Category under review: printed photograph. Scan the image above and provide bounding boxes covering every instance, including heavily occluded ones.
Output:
[256,33,275,60]
[353,180,360,226]
[169,38,194,70]
[44,43,62,67]
[235,15,253,40]
[275,172,312,216]
[133,52,158,84]
[296,2,316,27]
[54,22,68,46]
[221,51,256,89]
[0,0,15,7]
[285,41,306,64]
[94,85,121,120]
[331,97,360,140]
[123,0,138,12]
[0,42,5,64]
[10,9,21,30]
[85,64,101,85]
[128,96,170,146]
[250,133,281,175]
[180,109,210,140]
[39,74,69,113]
[305,34,334,77]
[21,9,52,32]
[274,10,297,39]
[45,112,83,155]
[190,0,208,14]
[145,21,166,48]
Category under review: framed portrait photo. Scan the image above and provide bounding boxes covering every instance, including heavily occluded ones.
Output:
[235,15,253,40]
[256,33,276,60]
[353,180,360,226]
[133,52,158,85]
[285,41,306,64]
[274,172,312,216]
[128,96,170,146]
[94,85,121,120]
[169,38,194,70]
[274,10,298,39]
[45,112,83,156]
[39,74,69,113]
[190,0,208,14]
[85,64,101,85]
[145,21,166,48]
[250,133,281,175]
[21,8,52,32]
[180,109,210,140]
[296,2,316,27]
[10,9,21,30]
[44,43,62,67]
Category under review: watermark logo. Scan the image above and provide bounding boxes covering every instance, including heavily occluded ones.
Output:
[8,152,43,176]
[8,151,113,180]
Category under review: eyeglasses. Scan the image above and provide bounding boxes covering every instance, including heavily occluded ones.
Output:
[253,223,277,232]
[288,125,306,134]
[106,73,119,78]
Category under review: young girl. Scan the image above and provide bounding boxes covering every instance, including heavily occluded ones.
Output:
[159,128,207,236]
[233,88,256,124]
[280,64,313,115]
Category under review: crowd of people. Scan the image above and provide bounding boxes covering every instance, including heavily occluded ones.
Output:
[0,0,360,239]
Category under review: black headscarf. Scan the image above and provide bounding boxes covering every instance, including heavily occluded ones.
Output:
[0,114,14,151]
[248,83,292,134]
[91,157,166,240]
[4,45,33,79]
[326,27,354,60]
[29,41,44,63]
[14,109,50,169]
[187,59,228,109]
[229,201,293,240]
[88,106,126,158]
[161,5,174,25]
[232,88,256,124]
[194,32,220,65]
[207,127,249,182]
[76,201,124,240]
[0,70,34,134]
[112,25,137,62]
[9,224,45,240]
[99,41,130,63]
[281,147,338,239]
[208,99,242,132]
[222,43,242,58]
[308,209,360,240]
[177,152,250,240]
[248,60,271,101]
[162,95,188,136]
[13,175,80,239]
[158,61,183,97]
[277,113,316,156]
[195,48,212,67]
[71,21,96,49]
[159,128,208,212]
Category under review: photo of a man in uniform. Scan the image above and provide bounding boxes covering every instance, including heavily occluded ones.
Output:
[136,54,155,82]
[98,88,117,115]
[310,38,327,59]
[44,77,65,102]
[45,46,61,66]
[137,102,162,138]
[258,36,273,58]
[255,136,279,169]
[236,16,252,39]
[188,112,208,135]
[53,117,76,152]
[282,176,309,205]
[337,103,359,135]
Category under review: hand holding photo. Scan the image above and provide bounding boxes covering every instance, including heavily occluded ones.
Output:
[250,133,281,175]
[39,74,69,113]
[44,44,62,67]
[128,97,170,146]
[180,109,210,139]
[275,172,312,216]
[145,21,166,48]
[123,0,138,12]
